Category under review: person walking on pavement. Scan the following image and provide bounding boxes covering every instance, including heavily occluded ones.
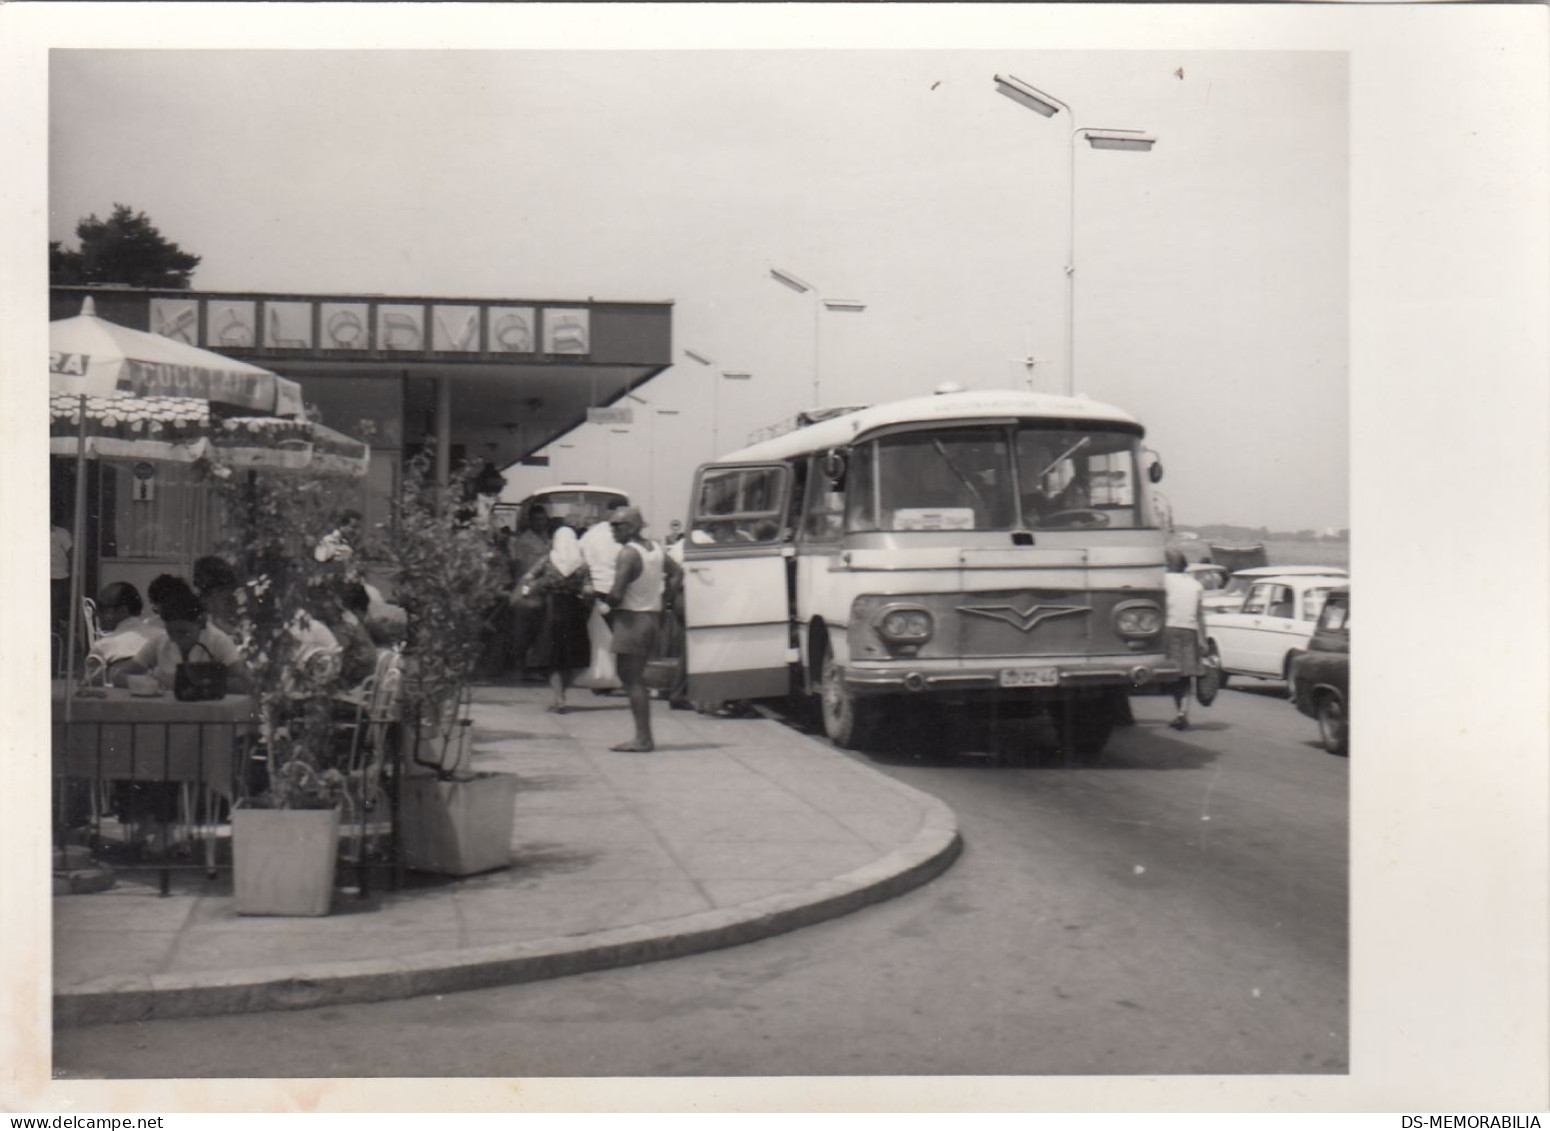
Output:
[516,525,594,714]
[578,502,626,691]
[596,506,681,752]
[1163,548,1207,730]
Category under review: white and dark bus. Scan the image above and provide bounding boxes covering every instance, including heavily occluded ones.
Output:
[682,387,1178,757]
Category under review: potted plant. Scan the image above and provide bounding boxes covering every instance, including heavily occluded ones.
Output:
[378,450,517,876]
[208,461,358,915]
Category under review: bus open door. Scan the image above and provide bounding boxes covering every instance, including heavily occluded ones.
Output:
[683,461,799,705]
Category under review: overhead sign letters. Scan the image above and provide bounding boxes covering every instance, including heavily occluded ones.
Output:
[208,301,256,348]
[378,305,425,351]
[321,303,369,350]
[265,302,314,349]
[544,308,591,355]
[433,306,481,352]
[150,298,198,345]
[488,306,535,354]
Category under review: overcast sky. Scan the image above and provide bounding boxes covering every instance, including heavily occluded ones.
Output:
[51,48,1347,531]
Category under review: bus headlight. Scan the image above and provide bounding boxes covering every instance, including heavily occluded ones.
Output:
[877,606,934,646]
[1112,601,1163,639]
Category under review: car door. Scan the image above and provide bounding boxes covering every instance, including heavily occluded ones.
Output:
[1208,581,1278,674]
[684,462,796,704]
[1246,582,1302,675]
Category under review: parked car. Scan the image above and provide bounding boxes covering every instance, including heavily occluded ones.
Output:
[1201,563,1350,614]
[1204,573,1347,689]
[1291,584,1350,755]
[493,485,631,535]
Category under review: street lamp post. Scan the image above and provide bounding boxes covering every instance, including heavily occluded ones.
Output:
[684,348,754,456]
[653,408,680,521]
[718,371,753,454]
[993,74,1156,396]
[607,427,630,486]
[769,267,866,408]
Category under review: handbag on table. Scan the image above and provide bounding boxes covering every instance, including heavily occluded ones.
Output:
[174,641,229,702]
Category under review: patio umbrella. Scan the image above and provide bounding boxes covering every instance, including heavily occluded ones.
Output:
[49,299,364,719]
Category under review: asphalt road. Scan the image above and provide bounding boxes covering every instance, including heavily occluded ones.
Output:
[54,683,1348,1079]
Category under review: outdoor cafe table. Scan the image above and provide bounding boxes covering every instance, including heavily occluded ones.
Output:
[52,681,258,887]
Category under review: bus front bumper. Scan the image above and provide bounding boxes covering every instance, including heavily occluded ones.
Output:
[843,656,1182,696]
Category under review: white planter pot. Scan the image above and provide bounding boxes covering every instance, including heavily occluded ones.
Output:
[232,806,341,916]
[399,773,517,877]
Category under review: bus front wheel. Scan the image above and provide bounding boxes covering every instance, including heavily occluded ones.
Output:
[820,657,882,751]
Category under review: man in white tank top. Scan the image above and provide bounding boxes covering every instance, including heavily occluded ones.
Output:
[597,507,682,752]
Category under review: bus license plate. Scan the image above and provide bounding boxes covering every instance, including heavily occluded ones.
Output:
[999,666,1059,688]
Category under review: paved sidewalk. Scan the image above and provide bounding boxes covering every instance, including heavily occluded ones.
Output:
[54,683,960,1025]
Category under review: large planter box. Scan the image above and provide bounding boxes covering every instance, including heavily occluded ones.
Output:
[399,773,518,877]
[232,807,341,916]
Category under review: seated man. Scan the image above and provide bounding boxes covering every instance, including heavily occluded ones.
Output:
[192,556,241,636]
[119,588,251,694]
[319,582,379,689]
[88,582,166,680]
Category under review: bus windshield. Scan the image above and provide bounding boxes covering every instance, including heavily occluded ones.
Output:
[848,423,1150,532]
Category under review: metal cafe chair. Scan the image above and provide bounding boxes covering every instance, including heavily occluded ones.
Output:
[337,648,404,889]
[80,597,102,652]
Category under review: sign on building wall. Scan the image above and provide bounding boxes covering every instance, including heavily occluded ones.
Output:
[129,293,634,362]
[544,308,591,355]
[487,306,536,354]
[266,302,313,348]
[320,303,370,350]
[149,298,198,344]
[207,300,256,348]
[378,305,425,351]
[433,305,481,352]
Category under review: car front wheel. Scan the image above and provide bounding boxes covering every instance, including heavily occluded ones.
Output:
[1316,690,1349,756]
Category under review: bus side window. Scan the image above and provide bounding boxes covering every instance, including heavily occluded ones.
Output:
[693,466,788,546]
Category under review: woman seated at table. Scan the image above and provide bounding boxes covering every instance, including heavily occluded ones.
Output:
[142,573,196,630]
[88,582,166,679]
[116,587,252,694]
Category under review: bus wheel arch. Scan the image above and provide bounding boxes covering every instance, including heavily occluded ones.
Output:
[812,626,882,751]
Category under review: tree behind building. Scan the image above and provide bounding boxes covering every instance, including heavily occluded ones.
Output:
[50,203,201,288]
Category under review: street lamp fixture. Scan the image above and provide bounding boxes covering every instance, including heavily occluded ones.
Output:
[992,73,1156,396]
[769,266,866,407]
[769,267,813,294]
[992,73,1062,117]
[1084,129,1157,153]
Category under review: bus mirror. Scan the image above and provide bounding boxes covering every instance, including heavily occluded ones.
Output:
[1146,451,1164,483]
[822,450,847,484]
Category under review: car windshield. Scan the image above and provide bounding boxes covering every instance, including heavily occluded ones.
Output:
[1319,594,1349,631]
[847,423,1149,533]
[528,491,628,528]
